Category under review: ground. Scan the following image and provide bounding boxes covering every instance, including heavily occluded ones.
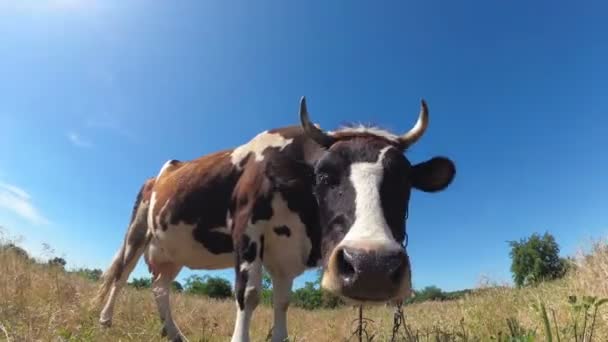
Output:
[1,240,608,341]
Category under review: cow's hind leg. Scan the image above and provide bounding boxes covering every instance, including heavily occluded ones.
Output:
[97,195,150,327]
[151,262,184,342]
[231,233,263,342]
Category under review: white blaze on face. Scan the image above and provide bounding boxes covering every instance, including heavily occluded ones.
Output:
[230,130,293,167]
[341,146,400,247]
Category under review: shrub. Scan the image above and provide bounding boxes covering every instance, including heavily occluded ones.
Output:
[172,280,183,292]
[48,257,66,268]
[72,268,103,281]
[129,276,152,289]
[1,243,31,261]
[291,281,323,310]
[184,275,233,299]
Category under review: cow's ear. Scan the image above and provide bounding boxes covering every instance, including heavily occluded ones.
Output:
[411,157,455,192]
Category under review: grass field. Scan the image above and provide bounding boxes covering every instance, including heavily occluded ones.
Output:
[1,237,608,341]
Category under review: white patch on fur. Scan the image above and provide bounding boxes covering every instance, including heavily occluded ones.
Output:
[157,159,175,177]
[262,193,310,278]
[147,191,157,231]
[147,160,175,232]
[230,131,293,167]
[268,275,293,342]
[341,146,400,246]
[329,125,400,143]
[232,303,255,342]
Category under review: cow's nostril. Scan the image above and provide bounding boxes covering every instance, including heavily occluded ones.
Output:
[386,251,407,285]
[336,248,356,281]
[389,259,405,284]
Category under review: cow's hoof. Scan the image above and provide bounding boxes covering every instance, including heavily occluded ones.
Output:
[99,319,112,328]
[160,328,185,342]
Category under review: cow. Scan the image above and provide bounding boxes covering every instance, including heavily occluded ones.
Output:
[94,97,456,342]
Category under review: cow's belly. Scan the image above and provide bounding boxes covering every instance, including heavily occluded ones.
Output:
[148,222,234,270]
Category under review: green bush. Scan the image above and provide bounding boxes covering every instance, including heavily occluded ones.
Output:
[261,271,273,305]
[291,281,323,310]
[290,269,343,310]
[172,280,183,292]
[72,267,103,281]
[259,269,343,310]
[1,243,31,261]
[129,276,152,289]
[48,257,66,268]
[184,275,233,299]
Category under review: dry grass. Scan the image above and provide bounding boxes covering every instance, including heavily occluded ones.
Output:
[1,237,608,341]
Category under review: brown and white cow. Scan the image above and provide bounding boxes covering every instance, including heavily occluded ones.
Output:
[95,97,456,342]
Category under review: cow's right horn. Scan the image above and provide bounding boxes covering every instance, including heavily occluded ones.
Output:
[299,96,336,148]
[397,99,429,149]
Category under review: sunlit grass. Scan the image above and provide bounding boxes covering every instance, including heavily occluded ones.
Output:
[1,233,607,341]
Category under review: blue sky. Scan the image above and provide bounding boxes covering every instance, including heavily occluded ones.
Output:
[0,0,606,292]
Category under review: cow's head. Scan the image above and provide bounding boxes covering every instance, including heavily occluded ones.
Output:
[299,97,455,304]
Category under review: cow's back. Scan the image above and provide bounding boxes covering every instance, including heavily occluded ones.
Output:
[144,127,322,271]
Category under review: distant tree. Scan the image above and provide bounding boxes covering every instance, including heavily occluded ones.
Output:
[172,280,183,292]
[261,270,273,305]
[315,269,343,308]
[48,257,67,268]
[184,275,233,299]
[129,277,152,289]
[74,268,103,281]
[442,288,473,301]
[291,270,343,310]
[251,268,344,310]
[321,288,344,309]
[262,270,272,290]
[407,285,446,303]
[291,281,323,310]
[1,243,30,260]
[508,232,567,287]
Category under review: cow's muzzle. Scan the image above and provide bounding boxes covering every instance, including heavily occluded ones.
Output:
[322,242,411,302]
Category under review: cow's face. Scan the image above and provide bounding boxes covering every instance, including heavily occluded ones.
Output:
[300,97,455,303]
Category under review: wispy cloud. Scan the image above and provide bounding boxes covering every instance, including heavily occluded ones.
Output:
[66,114,136,148]
[85,113,138,142]
[86,116,131,138]
[0,182,50,226]
[67,131,93,148]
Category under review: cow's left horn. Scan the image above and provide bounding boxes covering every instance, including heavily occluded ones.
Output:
[299,96,336,148]
[398,99,429,149]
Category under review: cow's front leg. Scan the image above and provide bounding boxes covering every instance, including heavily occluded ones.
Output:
[231,233,263,342]
[269,273,293,342]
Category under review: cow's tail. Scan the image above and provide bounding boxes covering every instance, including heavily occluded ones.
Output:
[93,179,153,308]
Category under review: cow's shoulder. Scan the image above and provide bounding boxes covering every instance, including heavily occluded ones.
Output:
[229,126,304,169]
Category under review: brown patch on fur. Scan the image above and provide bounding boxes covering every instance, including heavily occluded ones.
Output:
[230,158,270,243]
[150,149,236,226]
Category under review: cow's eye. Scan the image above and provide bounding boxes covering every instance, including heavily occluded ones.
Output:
[316,172,337,186]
